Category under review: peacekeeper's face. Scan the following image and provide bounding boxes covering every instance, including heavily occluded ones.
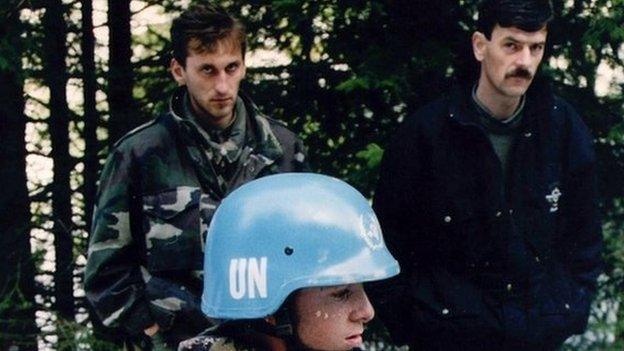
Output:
[472,25,547,99]
[295,283,374,351]
[171,38,246,129]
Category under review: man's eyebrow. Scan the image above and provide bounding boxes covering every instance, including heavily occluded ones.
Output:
[502,36,521,43]
[502,36,546,46]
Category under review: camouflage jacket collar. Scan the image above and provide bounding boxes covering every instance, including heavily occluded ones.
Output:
[181,91,247,165]
[168,86,284,163]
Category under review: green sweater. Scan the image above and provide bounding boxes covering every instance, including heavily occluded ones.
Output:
[471,85,525,181]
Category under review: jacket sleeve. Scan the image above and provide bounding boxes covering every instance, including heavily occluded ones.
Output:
[560,108,603,296]
[271,121,310,172]
[84,146,155,334]
[369,123,422,346]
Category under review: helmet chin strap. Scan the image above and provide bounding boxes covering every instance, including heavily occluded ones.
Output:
[212,296,307,350]
[273,298,302,348]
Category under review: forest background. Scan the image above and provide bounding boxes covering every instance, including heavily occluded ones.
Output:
[1,0,623,350]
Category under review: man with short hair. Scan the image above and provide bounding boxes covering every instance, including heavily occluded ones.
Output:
[372,1,603,350]
[84,4,308,349]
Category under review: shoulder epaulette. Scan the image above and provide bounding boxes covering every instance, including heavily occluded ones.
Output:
[113,117,161,148]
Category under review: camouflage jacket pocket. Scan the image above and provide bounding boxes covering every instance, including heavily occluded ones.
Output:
[142,186,204,272]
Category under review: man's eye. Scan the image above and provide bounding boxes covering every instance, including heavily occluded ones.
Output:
[504,42,518,50]
[226,64,239,73]
[332,288,353,301]
[531,44,544,52]
[202,67,214,74]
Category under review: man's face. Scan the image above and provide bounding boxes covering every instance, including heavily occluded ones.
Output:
[294,284,375,351]
[473,25,547,99]
[171,40,245,128]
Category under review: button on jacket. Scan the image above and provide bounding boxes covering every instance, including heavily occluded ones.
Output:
[84,87,308,347]
[372,80,602,350]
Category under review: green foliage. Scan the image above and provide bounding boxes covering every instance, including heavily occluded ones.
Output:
[0,38,17,71]
[563,199,624,350]
[0,271,36,350]
[336,77,371,93]
[52,318,121,351]
[356,143,384,170]
[0,3,24,74]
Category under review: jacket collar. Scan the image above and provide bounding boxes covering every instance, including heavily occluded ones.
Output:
[238,91,284,162]
[168,86,284,163]
[447,77,555,147]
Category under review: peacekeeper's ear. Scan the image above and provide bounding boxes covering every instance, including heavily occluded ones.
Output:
[170,58,187,86]
[472,31,487,62]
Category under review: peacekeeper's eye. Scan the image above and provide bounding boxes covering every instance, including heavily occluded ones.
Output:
[331,287,353,301]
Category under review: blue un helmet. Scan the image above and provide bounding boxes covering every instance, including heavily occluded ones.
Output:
[201,173,400,319]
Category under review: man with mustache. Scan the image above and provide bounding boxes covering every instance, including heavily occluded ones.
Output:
[371,0,602,350]
[84,4,308,350]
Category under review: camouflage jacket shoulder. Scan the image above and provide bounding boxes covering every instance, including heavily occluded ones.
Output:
[112,117,161,148]
[109,114,181,160]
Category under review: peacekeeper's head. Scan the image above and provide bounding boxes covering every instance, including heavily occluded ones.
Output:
[169,4,246,129]
[199,173,400,350]
[472,0,553,98]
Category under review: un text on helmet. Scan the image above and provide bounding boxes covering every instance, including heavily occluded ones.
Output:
[229,257,268,299]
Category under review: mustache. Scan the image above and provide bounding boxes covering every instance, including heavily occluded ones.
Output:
[505,68,533,80]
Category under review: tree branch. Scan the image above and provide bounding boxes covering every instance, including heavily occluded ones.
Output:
[29,184,52,201]
[26,94,49,109]
[26,150,50,158]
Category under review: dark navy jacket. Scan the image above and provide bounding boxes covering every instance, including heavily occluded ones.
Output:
[372,80,603,350]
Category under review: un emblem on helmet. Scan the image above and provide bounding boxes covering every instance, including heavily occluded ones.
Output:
[359,214,383,250]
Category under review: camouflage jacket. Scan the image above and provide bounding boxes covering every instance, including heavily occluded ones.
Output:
[177,334,362,351]
[84,87,308,346]
[177,335,242,351]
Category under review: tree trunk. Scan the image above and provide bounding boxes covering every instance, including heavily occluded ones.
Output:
[0,4,38,351]
[81,0,117,339]
[81,0,99,238]
[107,0,137,145]
[42,0,75,320]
